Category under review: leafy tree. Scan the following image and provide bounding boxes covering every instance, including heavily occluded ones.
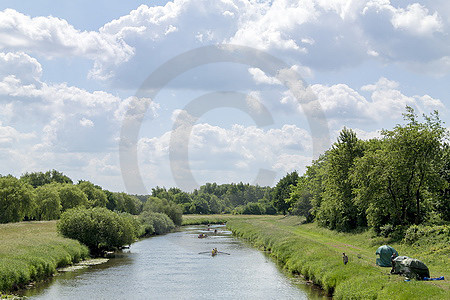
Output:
[352,108,447,231]
[21,170,72,188]
[78,181,108,208]
[317,128,365,231]
[58,184,89,211]
[287,176,314,222]
[34,184,61,220]
[0,176,35,223]
[272,171,299,214]
[143,196,182,225]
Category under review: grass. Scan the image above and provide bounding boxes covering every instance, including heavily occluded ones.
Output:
[222,215,449,300]
[0,221,89,293]
[181,214,278,225]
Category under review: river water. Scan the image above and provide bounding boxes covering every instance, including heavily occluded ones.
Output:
[21,225,327,300]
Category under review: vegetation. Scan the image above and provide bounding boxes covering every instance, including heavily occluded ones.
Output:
[226,216,449,299]
[57,208,140,253]
[0,221,89,293]
[139,211,175,235]
[287,107,449,234]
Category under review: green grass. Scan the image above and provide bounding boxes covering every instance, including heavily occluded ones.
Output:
[0,221,89,293]
[224,216,449,300]
[181,214,279,225]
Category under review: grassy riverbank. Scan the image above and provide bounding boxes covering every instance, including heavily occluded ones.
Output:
[213,215,448,299]
[0,221,89,294]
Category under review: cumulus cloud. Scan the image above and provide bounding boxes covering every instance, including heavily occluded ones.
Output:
[80,118,94,128]
[0,9,134,80]
[137,122,312,186]
[280,76,445,123]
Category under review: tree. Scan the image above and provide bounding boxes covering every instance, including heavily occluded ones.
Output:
[272,171,299,214]
[352,107,447,231]
[287,176,314,222]
[21,170,72,188]
[143,196,183,225]
[317,128,365,231]
[78,181,108,208]
[34,184,61,220]
[58,184,89,211]
[0,176,35,223]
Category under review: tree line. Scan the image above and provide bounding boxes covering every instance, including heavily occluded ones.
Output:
[278,107,449,235]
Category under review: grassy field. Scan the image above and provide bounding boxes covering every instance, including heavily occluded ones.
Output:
[186,215,449,299]
[0,221,89,293]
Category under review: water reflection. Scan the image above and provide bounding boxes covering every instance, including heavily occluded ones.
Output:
[21,225,328,300]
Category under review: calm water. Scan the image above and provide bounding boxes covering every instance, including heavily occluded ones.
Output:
[21,225,327,300]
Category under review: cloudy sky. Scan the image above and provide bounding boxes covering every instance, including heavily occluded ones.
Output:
[0,0,449,193]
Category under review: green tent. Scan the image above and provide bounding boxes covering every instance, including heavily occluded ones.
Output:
[393,256,430,280]
[376,245,398,267]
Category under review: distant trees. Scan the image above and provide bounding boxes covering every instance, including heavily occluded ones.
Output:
[21,170,73,188]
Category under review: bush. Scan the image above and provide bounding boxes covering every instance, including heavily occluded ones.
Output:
[57,207,138,253]
[139,211,175,235]
[403,224,450,245]
[143,197,182,225]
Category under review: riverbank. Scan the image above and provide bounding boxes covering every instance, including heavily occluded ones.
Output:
[0,221,89,294]
[222,215,448,299]
[183,214,449,299]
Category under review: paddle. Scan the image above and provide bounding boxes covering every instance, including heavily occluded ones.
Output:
[198,251,211,254]
[217,251,231,255]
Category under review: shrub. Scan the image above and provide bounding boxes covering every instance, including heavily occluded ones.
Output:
[57,207,138,253]
[143,197,182,225]
[139,211,175,235]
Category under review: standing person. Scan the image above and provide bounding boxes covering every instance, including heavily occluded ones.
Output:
[390,252,398,274]
[343,253,348,265]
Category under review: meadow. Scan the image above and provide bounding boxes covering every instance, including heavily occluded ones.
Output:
[0,221,89,294]
[185,214,449,299]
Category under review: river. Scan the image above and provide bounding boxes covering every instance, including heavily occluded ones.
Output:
[20,225,328,299]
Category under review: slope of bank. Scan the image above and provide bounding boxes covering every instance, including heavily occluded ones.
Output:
[217,215,448,299]
[0,221,89,293]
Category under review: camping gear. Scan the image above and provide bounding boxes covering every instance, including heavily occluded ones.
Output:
[376,245,398,267]
[393,256,430,280]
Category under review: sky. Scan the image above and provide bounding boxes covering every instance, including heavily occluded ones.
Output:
[0,0,449,194]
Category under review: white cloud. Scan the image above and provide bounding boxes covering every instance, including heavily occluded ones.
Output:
[281,77,445,123]
[0,52,42,84]
[80,118,94,128]
[391,3,443,36]
[0,9,134,79]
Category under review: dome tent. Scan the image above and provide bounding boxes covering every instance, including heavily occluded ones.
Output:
[376,245,398,267]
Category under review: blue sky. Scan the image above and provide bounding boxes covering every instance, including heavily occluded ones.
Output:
[0,0,449,193]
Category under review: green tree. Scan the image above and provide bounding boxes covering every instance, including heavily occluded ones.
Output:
[34,184,61,220]
[58,184,89,211]
[143,196,182,225]
[317,128,365,231]
[21,169,72,188]
[352,107,447,231]
[0,176,35,223]
[272,171,299,214]
[287,176,314,222]
[78,181,108,208]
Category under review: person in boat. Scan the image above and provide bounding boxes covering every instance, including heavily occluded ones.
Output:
[214,229,218,234]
